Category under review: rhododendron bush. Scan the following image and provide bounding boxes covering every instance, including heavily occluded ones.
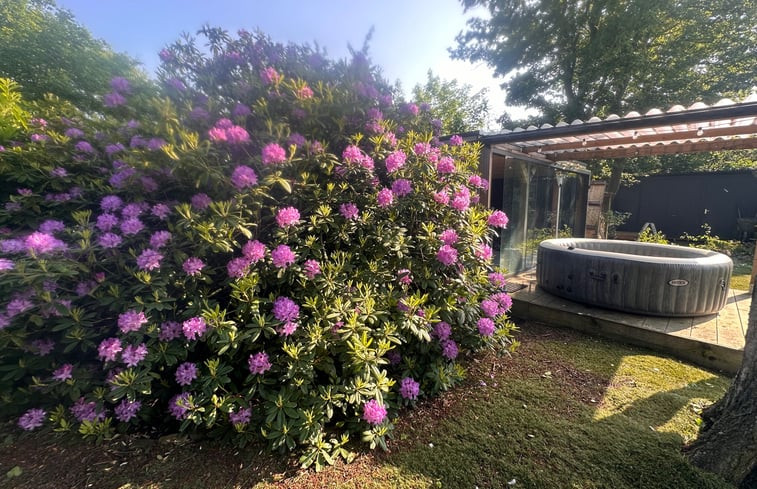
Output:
[0,28,513,466]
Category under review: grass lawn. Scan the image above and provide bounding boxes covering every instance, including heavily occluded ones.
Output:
[0,322,734,489]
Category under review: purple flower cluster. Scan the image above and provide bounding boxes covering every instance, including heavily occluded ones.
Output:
[273,296,300,322]
[191,193,212,210]
[149,231,172,249]
[477,317,495,336]
[441,339,459,360]
[231,165,258,189]
[175,362,198,385]
[159,321,183,341]
[229,407,252,425]
[18,408,46,431]
[339,202,359,220]
[25,232,66,255]
[391,179,412,197]
[71,397,104,422]
[182,257,205,276]
[449,134,464,146]
[118,310,148,333]
[439,229,458,245]
[115,399,141,422]
[437,156,455,174]
[248,352,272,375]
[122,343,148,367]
[183,316,207,340]
[399,377,420,400]
[475,243,493,261]
[433,321,452,340]
[489,272,507,288]
[35,220,62,234]
[53,364,73,381]
[136,248,163,271]
[169,392,192,420]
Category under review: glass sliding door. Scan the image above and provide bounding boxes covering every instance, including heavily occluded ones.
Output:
[488,152,589,274]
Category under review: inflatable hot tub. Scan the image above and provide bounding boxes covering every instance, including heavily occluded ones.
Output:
[536,238,732,317]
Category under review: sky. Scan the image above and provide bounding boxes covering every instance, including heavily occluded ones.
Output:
[55,0,530,127]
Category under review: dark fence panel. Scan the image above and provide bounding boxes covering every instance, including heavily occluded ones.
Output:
[614,170,757,240]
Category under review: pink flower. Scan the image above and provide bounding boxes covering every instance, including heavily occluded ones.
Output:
[248,352,271,375]
[262,143,287,165]
[136,249,163,271]
[489,272,507,288]
[385,150,406,173]
[399,377,420,400]
[304,259,321,279]
[276,207,301,228]
[152,203,171,220]
[339,202,359,220]
[122,343,148,367]
[260,67,281,85]
[362,399,387,425]
[493,292,513,312]
[271,244,296,268]
[451,187,471,211]
[469,174,489,189]
[439,229,458,245]
[475,243,493,261]
[437,156,455,174]
[477,317,495,336]
[413,142,431,155]
[183,257,205,276]
[242,240,267,262]
[273,296,300,322]
[433,189,450,205]
[53,364,73,381]
[488,210,509,228]
[481,299,499,318]
[182,316,207,340]
[118,310,148,333]
[436,245,458,266]
[98,337,122,362]
[342,145,363,164]
[231,165,258,189]
[391,179,412,197]
[377,188,394,207]
[397,269,412,285]
[449,135,463,146]
[297,85,314,99]
[175,362,198,385]
[279,321,298,336]
[25,232,66,254]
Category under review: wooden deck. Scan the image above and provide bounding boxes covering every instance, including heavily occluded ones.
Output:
[508,269,750,374]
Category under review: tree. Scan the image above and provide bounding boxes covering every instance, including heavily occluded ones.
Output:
[411,70,490,133]
[684,283,757,487]
[453,0,756,210]
[0,0,144,110]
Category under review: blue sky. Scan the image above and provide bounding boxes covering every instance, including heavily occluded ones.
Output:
[56,0,524,126]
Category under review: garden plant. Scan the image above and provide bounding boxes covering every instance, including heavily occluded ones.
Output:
[0,28,514,468]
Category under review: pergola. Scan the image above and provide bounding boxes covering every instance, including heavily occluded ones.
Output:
[479,94,757,160]
[477,94,757,285]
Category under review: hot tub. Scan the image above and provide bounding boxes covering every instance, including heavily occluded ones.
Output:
[536,238,732,317]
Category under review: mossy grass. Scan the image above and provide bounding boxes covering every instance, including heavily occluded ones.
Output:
[0,323,734,489]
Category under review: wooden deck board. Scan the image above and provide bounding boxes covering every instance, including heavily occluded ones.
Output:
[509,270,750,374]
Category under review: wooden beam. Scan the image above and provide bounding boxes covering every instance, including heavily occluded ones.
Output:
[545,137,757,161]
[524,123,757,154]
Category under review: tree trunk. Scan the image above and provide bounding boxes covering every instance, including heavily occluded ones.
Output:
[685,284,757,487]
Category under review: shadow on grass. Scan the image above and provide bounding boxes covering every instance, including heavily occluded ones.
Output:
[379,323,734,489]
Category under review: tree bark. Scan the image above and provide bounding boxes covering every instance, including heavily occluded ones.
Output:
[685,284,757,487]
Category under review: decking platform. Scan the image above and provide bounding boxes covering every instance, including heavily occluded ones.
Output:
[508,269,751,374]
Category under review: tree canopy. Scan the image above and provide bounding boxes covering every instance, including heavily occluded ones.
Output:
[411,70,490,133]
[0,0,144,110]
[453,0,757,124]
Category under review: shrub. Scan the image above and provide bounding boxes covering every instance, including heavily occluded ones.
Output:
[0,28,514,467]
